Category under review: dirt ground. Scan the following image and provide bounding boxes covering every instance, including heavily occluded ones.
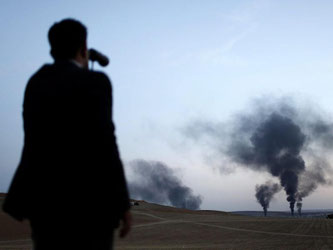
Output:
[0,196,31,250]
[114,201,333,250]
[1,198,333,249]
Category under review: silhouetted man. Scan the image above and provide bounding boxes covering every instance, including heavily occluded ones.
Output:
[3,18,131,250]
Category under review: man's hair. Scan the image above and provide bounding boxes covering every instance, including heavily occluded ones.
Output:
[48,18,87,60]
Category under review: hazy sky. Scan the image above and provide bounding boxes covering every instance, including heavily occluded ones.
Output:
[2,0,333,211]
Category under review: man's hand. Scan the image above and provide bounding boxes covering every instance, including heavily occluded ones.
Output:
[119,210,132,238]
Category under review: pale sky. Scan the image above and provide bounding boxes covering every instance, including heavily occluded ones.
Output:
[2,0,333,211]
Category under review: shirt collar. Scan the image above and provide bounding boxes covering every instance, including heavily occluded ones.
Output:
[70,59,83,68]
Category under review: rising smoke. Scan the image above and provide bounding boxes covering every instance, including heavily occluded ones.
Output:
[232,112,306,215]
[184,97,333,214]
[255,181,281,216]
[127,160,202,210]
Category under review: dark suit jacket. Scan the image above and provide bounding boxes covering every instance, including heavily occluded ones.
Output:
[3,61,130,227]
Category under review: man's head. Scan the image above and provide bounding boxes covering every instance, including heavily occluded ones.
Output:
[48,19,88,68]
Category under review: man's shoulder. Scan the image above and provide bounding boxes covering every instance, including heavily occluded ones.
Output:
[28,63,111,86]
[25,64,53,88]
[30,63,52,77]
[88,70,111,83]
[84,70,112,92]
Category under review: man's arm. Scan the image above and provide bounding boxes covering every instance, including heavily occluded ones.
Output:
[103,74,130,211]
[97,73,131,236]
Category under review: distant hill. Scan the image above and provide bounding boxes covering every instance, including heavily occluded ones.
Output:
[232,210,333,218]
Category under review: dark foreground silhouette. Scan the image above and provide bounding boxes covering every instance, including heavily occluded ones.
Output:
[3,19,131,250]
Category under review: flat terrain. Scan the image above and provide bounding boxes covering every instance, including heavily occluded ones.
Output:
[1,198,333,249]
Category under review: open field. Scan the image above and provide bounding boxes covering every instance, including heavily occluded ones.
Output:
[114,201,333,249]
[1,198,333,249]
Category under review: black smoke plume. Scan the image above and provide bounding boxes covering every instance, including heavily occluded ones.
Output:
[255,182,281,216]
[184,97,333,213]
[232,112,306,215]
[127,160,202,210]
